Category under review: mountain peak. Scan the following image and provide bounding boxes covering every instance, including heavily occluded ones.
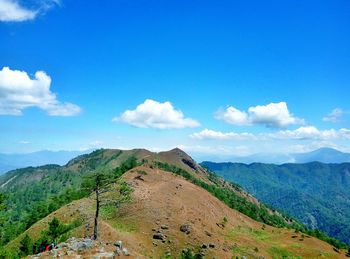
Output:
[293,147,350,163]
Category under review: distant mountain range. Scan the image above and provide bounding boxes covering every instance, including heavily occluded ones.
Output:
[1,147,349,175]
[0,150,90,174]
[195,148,350,164]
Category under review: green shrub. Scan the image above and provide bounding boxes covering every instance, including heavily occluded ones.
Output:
[19,234,33,256]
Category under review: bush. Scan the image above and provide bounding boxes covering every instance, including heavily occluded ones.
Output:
[114,156,138,178]
[19,234,33,256]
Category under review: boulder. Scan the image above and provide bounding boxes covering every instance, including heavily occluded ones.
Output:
[153,233,166,241]
[204,230,212,237]
[160,224,169,230]
[114,240,122,249]
[122,248,130,256]
[180,224,191,234]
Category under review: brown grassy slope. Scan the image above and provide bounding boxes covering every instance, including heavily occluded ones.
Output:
[67,148,267,209]
[107,166,347,258]
[12,165,347,258]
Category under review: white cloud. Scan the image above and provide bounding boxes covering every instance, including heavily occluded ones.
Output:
[216,102,304,128]
[0,67,81,116]
[0,0,59,22]
[215,106,249,126]
[191,126,350,141]
[273,126,350,140]
[190,128,255,140]
[323,108,343,122]
[114,99,200,129]
[0,0,36,21]
[248,102,304,128]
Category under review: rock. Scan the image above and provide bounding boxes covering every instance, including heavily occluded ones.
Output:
[205,230,212,237]
[114,240,123,249]
[94,252,115,259]
[122,248,130,256]
[153,233,166,241]
[201,244,208,249]
[216,222,225,228]
[198,250,206,258]
[58,242,69,248]
[161,224,169,230]
[115,247,122,255]
[71,238,94,251]
[49,249,58,256]
[180,224,191,234]
[209,243,215,248]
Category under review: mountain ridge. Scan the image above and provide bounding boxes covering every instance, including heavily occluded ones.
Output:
[196,147,350,164]
[0,150,90,175]
[0,148,349,258]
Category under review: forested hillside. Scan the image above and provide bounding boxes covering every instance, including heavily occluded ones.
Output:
[0,149,138,248]
[202,161,350,245]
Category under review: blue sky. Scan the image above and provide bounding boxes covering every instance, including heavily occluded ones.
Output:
[0,0,350,159]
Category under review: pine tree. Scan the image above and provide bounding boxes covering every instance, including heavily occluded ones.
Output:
[0,193,6,211]
[81,169,112,240]
[19,234,33,256]
[48,217,62,242]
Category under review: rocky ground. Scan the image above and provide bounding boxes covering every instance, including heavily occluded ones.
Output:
[29,237,131,259]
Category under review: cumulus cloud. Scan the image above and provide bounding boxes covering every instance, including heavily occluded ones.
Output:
[0,0,59,22]
[0,67,81,116]
[191,126,350,141]
[190,128,255,140]
[273,126,350,140]
[215,102,304,128]
[323,108,343,122]
[215,106,249,126]
[114,99,200,129]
